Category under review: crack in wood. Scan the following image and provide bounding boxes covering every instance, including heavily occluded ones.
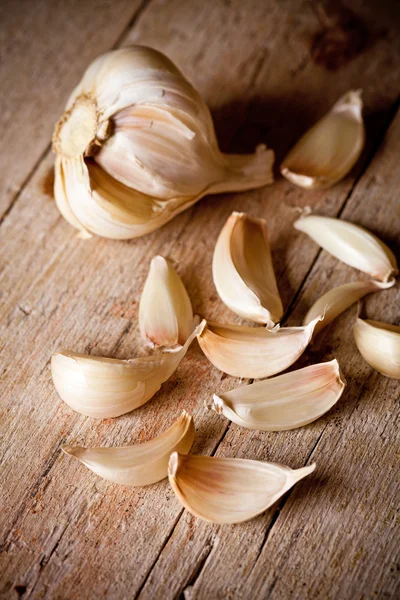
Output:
[110,322,134,355]
[180,541,215,599]
[133,509,185,599]
[0,438,66,555]
[114,0,152,48]
[24,520,70,599]
[29,439,67,502]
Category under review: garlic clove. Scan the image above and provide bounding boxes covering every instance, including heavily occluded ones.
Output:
[168,452,315,524]
[51,321,205,418]
[294,214,398,282]
[196,316,322,379]
[53,47,274,240]
[303,279,395,336]
[96,104,222,200]
[54,156,191,240]
[209,359,345,431]
[62,411,195,487]
[54,156,89,234]
[212,212,283,328]
[139,256,194,348]
[281,90,364,189]
[353,318,400,379]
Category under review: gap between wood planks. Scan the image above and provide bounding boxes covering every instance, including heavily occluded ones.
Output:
[132,96,400,599]
[0,0,152,229]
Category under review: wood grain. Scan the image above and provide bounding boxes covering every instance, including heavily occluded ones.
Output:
[0,0,399,599]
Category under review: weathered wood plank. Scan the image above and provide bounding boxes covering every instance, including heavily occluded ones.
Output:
[0,0,146,220]
[148,94,400,600]
[0,0,399,599]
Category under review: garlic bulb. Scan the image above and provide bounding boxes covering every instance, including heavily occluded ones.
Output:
[281,90,364,189]
[63,411,195,486]
[294,214,398,282]
[303,279,395,336]
[51,320,205,418]
[197,316,322,379]
[52,47,274,239]
[168,452,315,524]
[213,212,283,328]
[209,359,345,431]
[139,255,193,348]
[353,318,400,379]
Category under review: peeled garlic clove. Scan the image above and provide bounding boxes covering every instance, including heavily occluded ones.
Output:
[168,452,315,524]
[294,214,398,282]
[51,321,205,418]
[53,47,274,239]
[197,316,322,379]
[212,212,283,328]
[209,359,345,431]
[281,90,364,189]
[139,256,193,348]
[303,279,395,336]
[63,411,195,486]
[353,318,400,379]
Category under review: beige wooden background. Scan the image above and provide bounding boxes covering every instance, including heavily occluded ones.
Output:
[0,1,399,598]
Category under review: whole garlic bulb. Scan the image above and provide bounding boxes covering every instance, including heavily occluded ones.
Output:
[52,46,274,239]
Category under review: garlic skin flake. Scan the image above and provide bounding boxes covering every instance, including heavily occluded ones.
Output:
[53,47,274,239]
[209,359,345,431]
[294,215,397,282]
[139,256,193,348]
[353,318,400,379]
[197,316,322,379]
[303,279,395,336]
[168,452,315,524]
[212,212,283,328]
[281,90,364,189]
[62,411,195,487]
[51,321,205,418]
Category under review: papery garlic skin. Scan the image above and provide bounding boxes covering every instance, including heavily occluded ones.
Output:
[51,320,205,418]
[53,47,274,239]
[212,212,283,328]
[209,359,345,431]
[303,279,395,336]
[62,411,195,486]
[139,256,193,348]
[197,316,322,379]
[168,452,315,524]
[353,318,400,379]
[295,215,398,282]
[281,90,364,189]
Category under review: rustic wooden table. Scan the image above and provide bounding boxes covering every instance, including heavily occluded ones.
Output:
[1,1,399,598]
